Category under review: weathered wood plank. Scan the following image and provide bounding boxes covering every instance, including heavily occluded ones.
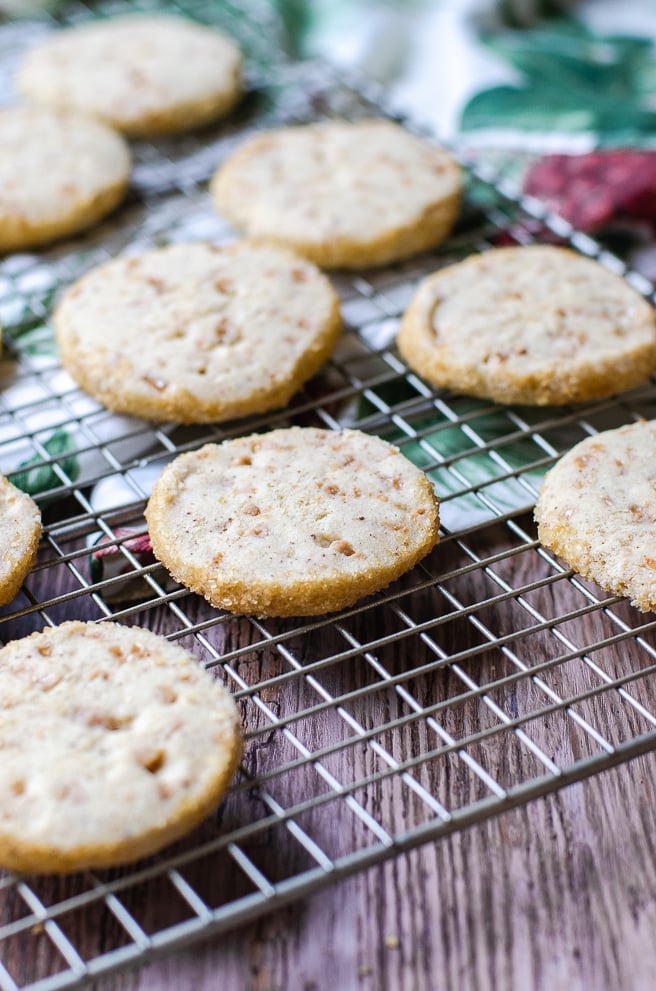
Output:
[91,755,656,991]
[3,520,656,990]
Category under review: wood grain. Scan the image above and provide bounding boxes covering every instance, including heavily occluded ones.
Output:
[2,518,656,990]
[89,755,656,991]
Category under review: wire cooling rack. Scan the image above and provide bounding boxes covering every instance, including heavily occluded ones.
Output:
[2,2,656,988]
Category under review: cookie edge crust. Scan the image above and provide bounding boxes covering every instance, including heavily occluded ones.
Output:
[397,249,656,405]
[54,243,343,424]
[534,423,656,612]
[0,167,130,255]
[145,434,441,618]
[0,621,242,874]
[19,79,244,138]
[210,127,463,270]
[0,479,41,608]
[213,190,461,271]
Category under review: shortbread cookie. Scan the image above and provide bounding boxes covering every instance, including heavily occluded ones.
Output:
[535,419,656,612]
[0,474,41,606]
[55,241,342,424]
[0,621,241,873]
[17,14,242,137]
[211,119,462,269]
[0,107,130,253]
[146,427,440,617]
[398,245,656,405]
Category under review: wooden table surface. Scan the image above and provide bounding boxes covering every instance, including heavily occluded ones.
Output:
[4,522,656,991]
[97,750,656,991]
[94,540,656,991]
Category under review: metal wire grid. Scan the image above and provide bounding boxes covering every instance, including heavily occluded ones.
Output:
[1,4,656,990]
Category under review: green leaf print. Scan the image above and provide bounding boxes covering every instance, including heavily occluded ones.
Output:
[359,382,548,527]
[10,428,79,497]
[9,323,58,358]
[461,16,656,142]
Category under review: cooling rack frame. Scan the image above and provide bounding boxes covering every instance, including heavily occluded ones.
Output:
[2,2,656,989]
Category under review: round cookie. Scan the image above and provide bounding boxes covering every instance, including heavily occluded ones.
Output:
[54,240,342,424]
[146,426,440,618]
[535,419,656,612]
[398,245,656,405]
[0,107,130,254]
[16,14,242,137]
[0,621,242,873]
[0,474,41,606]
[211,119,462,269]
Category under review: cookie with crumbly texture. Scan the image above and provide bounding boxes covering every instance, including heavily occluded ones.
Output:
[0,107,130,254]
[0,474,41,606]
[16,14,242,137]
[211,119,462,270]
[55,241,342,424]
[0,621,241,873]
[535,419,656,612]
[146,427,440,618]
[398,245,656,406]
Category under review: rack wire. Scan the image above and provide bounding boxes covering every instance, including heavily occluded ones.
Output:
[2,1,656,988]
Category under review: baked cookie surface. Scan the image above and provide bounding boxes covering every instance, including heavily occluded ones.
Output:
[0,474,41,606]
[0,107,130,253]
[398,245,656,405]
[211,119,462,269]
[0,621,241,873]
[17,14,242,136]
[146,427,440,617]
[55,241,342,424]
[535,419,656,612]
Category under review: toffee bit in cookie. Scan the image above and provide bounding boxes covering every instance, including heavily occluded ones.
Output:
[330,539,355,556]
[38,673,61,692]
[142,375,168,392]
[85,711,124,731]
[136,747,166,774]
[157,685,177,704]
